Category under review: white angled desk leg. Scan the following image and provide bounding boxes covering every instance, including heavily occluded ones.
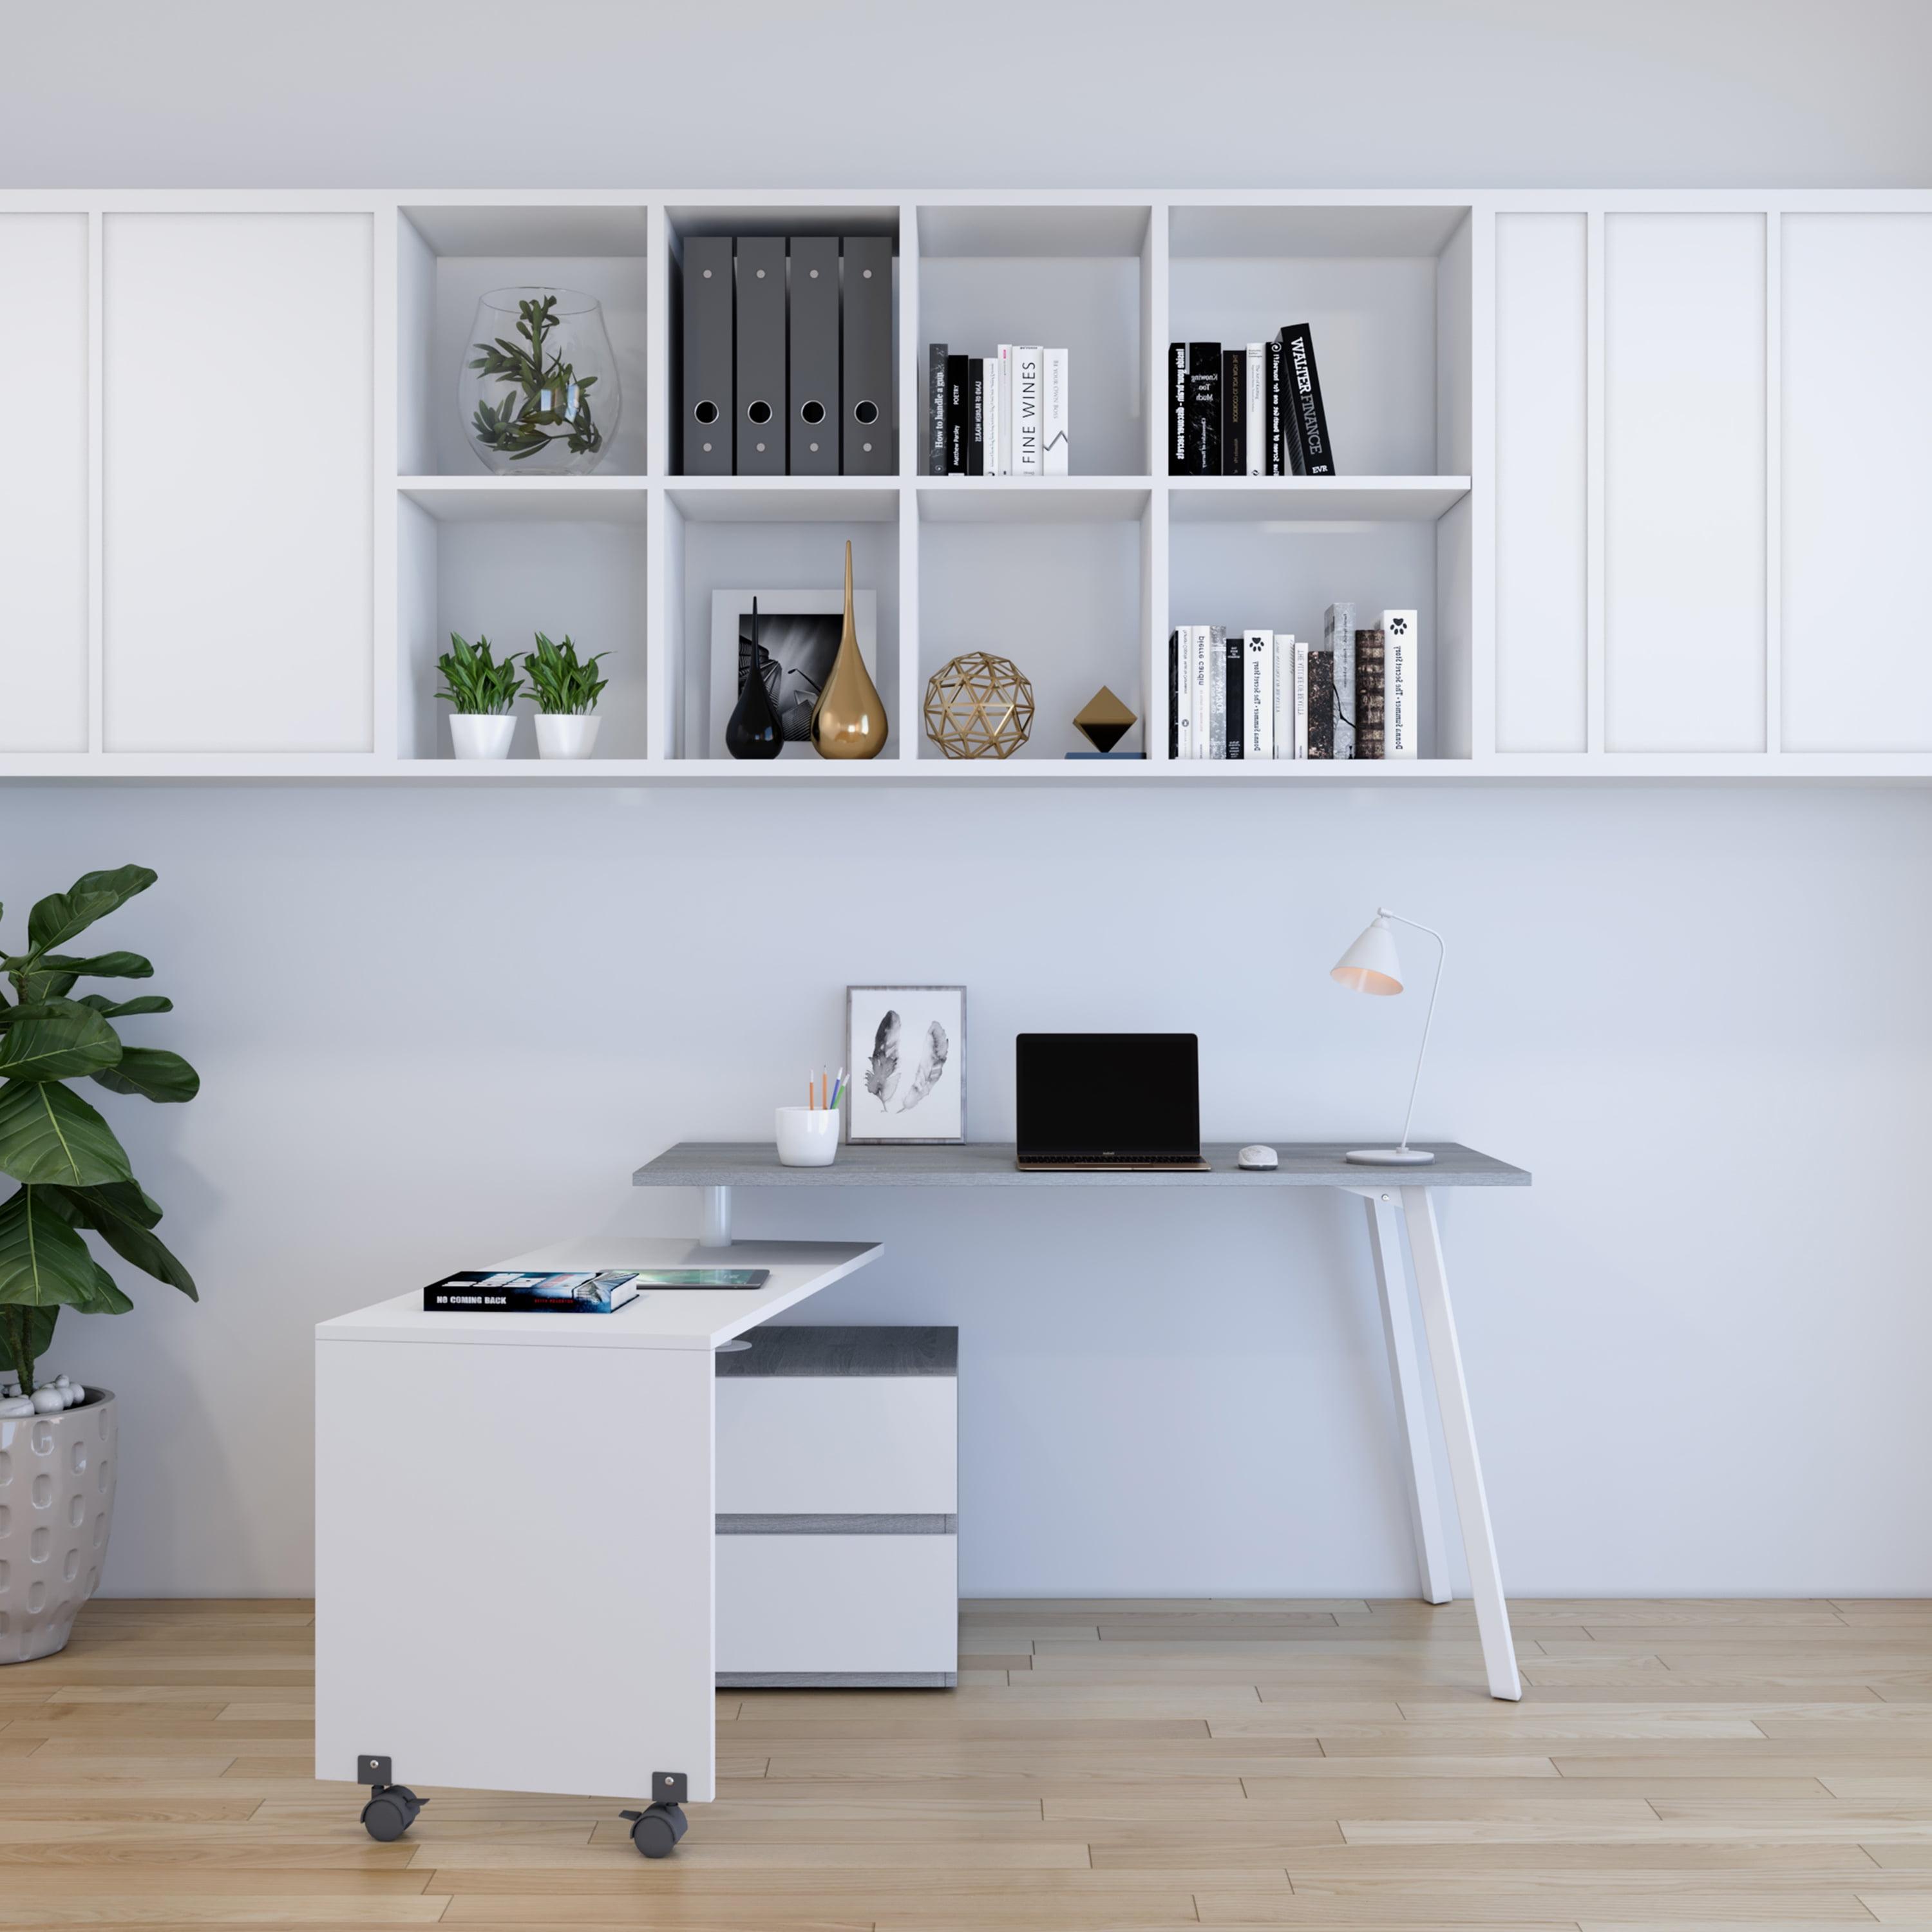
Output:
[1400,1186,1522,1701]
[701,1186,732,1248]
[1361,1193,1453,1605]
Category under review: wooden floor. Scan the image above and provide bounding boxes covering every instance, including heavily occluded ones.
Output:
[7,1600,1932,1928]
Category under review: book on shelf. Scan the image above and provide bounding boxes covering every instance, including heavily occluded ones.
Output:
[1325,601,1356,759]
[1221,348,1245,478]
[1266,337,1285,475]
[1013,344,1042,475]
[1168,630,1182,759]
[945,352,967,473]
[1224,631,1244,759]
[1244,345,1265,477]
[1200,625,1222,759]
[1355,626,1386,759]
[1272,634,1293,753]
[1042,348,1068,474]
[927,343,949,475]
[968,357,985,475]
[1168,343,1189,475]
[1307,649,1336,759]
[1383,609,1417,757]
[1186,342,1220,475]
[1282,321,1335,477]
[985,350,1003,477]
[1244,629,1274,760]
[1291,641,1310,757]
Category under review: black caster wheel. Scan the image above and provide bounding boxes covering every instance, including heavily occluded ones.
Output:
[361,1784,425,1842]
[621,1802,688,1858]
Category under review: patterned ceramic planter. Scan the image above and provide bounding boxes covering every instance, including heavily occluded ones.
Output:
[0,1389,115,1663]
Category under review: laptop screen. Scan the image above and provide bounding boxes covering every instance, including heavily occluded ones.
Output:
[1015,1034,1201,1159]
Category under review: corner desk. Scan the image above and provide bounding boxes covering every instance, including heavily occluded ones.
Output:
[633,1139,1531,1703]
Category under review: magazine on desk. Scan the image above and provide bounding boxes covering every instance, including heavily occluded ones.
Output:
[422,1267,771,1312]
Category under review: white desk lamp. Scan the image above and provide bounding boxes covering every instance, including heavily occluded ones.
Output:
[1331,908,1444,1166]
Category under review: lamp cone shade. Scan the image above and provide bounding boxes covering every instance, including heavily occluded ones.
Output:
[1331,915,1403,995]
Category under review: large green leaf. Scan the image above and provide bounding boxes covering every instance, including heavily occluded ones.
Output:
[52,1181,196,1300]
[0,1081,133,1186]
[26,867,156,955]
[7,951,151,1005]
[0,1189,99,1309]
[92,1047,198,1104]
[73,1261,133,1316]
[76,994,173,1020]
[0,1001,122,1083]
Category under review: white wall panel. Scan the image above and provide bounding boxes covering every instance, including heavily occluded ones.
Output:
[1605,213,1766,752]
[0,215,89,751]
[103,213,373,751]
[1783,213,1932,751]
[1494,213,1587,753]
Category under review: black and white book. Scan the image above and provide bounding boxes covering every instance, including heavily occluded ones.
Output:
[1355,627,1386,759]
[1187,342,1220,476]
[1324,601,1356,759]
[1244,344,1265,477]
[1221,348,1245,477]
[1168,630,1182,759]
[945,352,967,474]
[1281,322,1335,477]
[1168,342,1189,475]
[1272,633,1294,754]
[927,343,949,475]
[1042,348,1068,474]
[1307,649,1335,759]
[424,1269,645,1314]
[1012,345,1042,476]
[1244,629,1274,759]
[1224,630,1244,759]
[1265,337,1285,475]
[967,357,985,476]
[1292,639,1311,758]
[985,350,1003,477]
[1204,623,1226,759]
[1383,609,1417,757]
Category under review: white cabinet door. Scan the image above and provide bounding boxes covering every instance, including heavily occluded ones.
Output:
[0,215,90,752]
[1604,213,1767,752]
[1782,213,1932,752]
[103,212,373,752]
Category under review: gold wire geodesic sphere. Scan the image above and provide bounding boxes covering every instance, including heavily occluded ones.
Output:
[923,652,1036,759]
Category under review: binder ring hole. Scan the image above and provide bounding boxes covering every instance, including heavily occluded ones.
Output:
[853,400,878,425]
[747,401,773,425]
[694,401,719,426]
[800,401,826,426]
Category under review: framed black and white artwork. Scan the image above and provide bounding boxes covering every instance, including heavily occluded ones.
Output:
[707,589,879,757]
[844,987,966,1144]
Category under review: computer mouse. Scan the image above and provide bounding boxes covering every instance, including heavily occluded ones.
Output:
[1237,1144,1278,1170]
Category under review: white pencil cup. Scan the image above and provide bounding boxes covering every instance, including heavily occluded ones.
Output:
[775,1106,839,1167]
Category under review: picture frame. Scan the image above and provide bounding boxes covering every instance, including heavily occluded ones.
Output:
[706,589,880,758]
[844,986,967,1144]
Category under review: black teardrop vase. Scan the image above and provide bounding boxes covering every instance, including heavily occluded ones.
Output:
[724,639,784,759]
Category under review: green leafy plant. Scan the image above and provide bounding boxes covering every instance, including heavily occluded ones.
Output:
[468,295,604,462]
[521,633,609,717]
[0,866,199,1395]
[436,634,522,715]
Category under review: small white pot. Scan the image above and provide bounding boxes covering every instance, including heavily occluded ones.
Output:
[775,1106,839,1167]
[450,714,516,760]
[535,714,601,760]
[0,1389,116,1664]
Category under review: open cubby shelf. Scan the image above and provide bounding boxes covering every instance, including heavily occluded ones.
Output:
[5,186,1930,781]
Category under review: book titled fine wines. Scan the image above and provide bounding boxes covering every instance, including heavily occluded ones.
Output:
[1167,327,1334,477]
[1166,609,1415,759]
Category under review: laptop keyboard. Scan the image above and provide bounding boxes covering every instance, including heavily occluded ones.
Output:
[1035,1150,1200,1164]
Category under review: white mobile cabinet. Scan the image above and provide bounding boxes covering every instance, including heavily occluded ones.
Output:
[715,1326,958,1687]
[314,1236,879,1859]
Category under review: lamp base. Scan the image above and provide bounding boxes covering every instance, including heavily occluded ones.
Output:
[1345,1147,1436,1166]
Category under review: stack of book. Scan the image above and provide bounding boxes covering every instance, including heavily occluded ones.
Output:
[928,345,1070,475]
[422,1266,772,1312]
[680,236,894,477]
[1168,606,1417,759]
[1168,328,1334,477]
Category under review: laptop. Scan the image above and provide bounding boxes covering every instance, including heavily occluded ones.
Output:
[1015,1033,1209,1171]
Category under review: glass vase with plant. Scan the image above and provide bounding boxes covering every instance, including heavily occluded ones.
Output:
[437,633,523,759]
[522,632,609,760]
[460,288,620,477]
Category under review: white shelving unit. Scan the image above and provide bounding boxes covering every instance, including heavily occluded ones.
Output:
[3,186,1927,783]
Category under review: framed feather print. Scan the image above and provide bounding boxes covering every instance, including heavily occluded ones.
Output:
[845,987,966,1144]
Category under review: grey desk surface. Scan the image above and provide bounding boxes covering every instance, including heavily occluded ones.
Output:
[634,1142,1530,1189]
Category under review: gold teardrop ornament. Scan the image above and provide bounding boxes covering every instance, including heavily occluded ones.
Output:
[809,540,889,759]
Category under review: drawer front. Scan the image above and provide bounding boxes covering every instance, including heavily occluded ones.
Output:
[715,1534,958,1676]
[715,1378,956,1514]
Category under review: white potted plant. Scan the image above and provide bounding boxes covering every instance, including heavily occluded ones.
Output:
[437,633,522,758]
[0,864,200,1662]
[523,632,609,759]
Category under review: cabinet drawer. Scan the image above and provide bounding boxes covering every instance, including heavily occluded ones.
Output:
[715,1378,956,1515]
[715,1534,957,1683]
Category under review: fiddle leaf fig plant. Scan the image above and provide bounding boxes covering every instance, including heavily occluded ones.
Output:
[0,866,198,1394]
